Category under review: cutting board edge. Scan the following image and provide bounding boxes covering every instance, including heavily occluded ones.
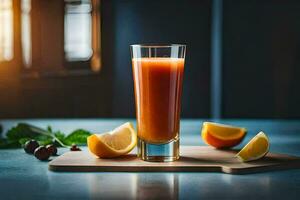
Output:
[48,162,300,174]
[48,164,223,173]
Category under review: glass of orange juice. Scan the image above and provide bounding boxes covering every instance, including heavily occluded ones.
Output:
[130,44,186,162]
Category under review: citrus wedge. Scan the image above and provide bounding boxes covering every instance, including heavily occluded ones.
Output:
[87,122,137,158]
[236,131,269,162]
[201,122,247,148]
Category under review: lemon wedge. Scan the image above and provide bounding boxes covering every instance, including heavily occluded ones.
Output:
[87,122,137,158]
[236,131,269,162]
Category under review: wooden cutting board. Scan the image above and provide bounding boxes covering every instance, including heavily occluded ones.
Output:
[49,146,300,174]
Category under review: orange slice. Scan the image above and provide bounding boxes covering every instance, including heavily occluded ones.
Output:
[236,131,269,162]
[87,122,137,158]
[201,122,247,148]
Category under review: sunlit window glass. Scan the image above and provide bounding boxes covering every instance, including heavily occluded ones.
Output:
[0,0,13,62]
[21,0,31,68]
[64,0,92,62]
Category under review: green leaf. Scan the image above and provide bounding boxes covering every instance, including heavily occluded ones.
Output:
[47,126,53,133]
[54,131,66,141]
[5,123,56,148]
[35,134,52,141]
[1,123,91,149]
[37,138,53,146]
[18,138,31,145]
[0,138,20,149]
[63,129,91,146]
[6,123,53,145]
[6,123,43,141]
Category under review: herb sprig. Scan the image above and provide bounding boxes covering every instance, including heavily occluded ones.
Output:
[0,123,91,149]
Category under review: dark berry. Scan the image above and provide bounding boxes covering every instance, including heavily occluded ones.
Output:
[70,144,81,151]
[46,144,57,156]
[34,146,50,161]
[24,140,39,154]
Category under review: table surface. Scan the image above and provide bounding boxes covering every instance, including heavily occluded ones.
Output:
[1,119,300,200]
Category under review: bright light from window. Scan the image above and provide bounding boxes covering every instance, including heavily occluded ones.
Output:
[64,0,92,62]
[0,0,13,62]
[21,0,32,68]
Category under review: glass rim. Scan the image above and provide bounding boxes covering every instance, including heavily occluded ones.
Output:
[130,44,186,48]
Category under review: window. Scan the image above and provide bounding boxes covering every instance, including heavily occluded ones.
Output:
[19,0,101,75]
[65,0,92,62]
[0,0,13,62]
[21,0,31,68]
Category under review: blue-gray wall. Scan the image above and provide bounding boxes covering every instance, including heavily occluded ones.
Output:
[102,0,211,118]
[103,0,300,118]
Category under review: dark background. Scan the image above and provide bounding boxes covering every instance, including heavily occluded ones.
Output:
[222,0,300,118]
[105,0,211,117]
[0,0,300,119]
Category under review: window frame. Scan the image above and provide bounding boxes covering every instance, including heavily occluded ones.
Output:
[17,0,102,78]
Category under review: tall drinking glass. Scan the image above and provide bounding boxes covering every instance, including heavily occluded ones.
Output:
[131,44,186,162]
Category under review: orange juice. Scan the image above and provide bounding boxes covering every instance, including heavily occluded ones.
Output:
[132,58,184,144]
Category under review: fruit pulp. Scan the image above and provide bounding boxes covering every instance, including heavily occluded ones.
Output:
[132,58,184,144]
